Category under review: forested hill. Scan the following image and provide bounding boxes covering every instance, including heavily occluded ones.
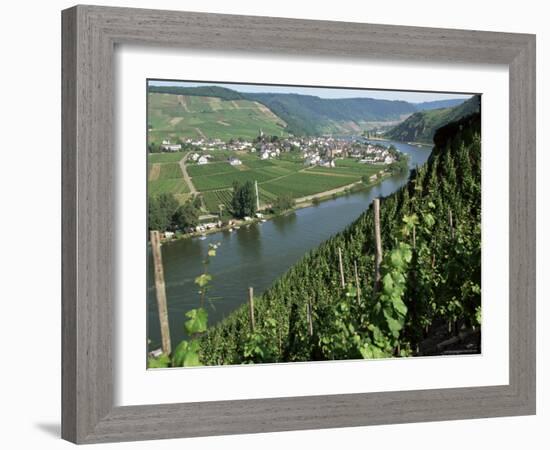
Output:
[413,98,466,111]
[384,95,481,143]
[245,93,416,135]
[198,113,482,365]
[148,85,423,136]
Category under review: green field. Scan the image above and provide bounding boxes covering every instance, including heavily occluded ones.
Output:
[148,151,186,163]
[158,162,184,180]
[147,152,190,203]
[149,178,190,196]
[148,93,289,142]
[187,162,239,177]
[261,172,358,199]
[202,190,234,213]
[188,156,385,213]
[147,148,385,212]
[193,170,276,191]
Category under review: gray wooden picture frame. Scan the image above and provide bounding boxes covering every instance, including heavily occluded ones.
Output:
[61,5,536,444]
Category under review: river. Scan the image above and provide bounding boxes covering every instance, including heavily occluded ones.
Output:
[147,140,433,350]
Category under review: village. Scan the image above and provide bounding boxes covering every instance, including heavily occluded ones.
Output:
[149,131,408,243]
[158,131,399,168]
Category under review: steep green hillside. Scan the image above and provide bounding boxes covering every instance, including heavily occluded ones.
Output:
[385,95,480,143]
[246,93,416,135]
[147,92,288,142]
[149,85,246,101]
[413,98,466,111]
[194,113,481,364]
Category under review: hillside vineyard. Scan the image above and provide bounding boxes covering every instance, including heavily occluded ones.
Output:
[196,113,482,364]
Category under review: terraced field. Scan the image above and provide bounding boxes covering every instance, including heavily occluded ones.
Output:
[148,93,288,143]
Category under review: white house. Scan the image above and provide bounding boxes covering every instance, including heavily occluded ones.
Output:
[229,157,242,166]
[260,151,270,160]
[163,144,182,152]
[190,152,200,162]
[197,155,209,165]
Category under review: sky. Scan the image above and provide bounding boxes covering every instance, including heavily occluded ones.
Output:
[148,79,474,103]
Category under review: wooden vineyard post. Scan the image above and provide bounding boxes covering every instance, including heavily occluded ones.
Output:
[354,260,361,305]
[248,287,256,332]
[338,247,345,288]
[306,300,314,337]
[373,198,383,292]
[448,208,455,239]
[150,230,171,356]
[255,180,260,212]
[412,224,416,249]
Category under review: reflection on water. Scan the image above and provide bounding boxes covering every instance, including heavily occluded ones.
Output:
[147,140,432,349]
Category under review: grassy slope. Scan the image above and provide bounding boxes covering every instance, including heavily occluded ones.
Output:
[384,95,480,143]
[148,92,288,142]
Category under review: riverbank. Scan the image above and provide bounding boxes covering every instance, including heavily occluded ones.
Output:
[364,136,432,148]
[158,173,392,245]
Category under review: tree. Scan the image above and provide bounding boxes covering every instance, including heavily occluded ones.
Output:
[231,181,257,218]
[148,141,161,153]
[270,194,295,214]
[148,193,179,231]
[173,199,200,230]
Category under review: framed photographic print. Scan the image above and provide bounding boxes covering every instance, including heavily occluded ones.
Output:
[62,5,536,444]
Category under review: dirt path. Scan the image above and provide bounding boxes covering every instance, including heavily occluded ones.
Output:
[179,152,197,195]
[295,181,362,203]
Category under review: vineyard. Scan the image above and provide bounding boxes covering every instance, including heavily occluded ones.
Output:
[202,190,234,213]
[187,155,385,213]
[188,113,482,365]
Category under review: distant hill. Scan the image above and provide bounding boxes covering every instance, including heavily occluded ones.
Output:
[147,84,477,140]
[384,95,480,143]
[245,93,417,135]
[413,98,467,111]
[147,92,287,142]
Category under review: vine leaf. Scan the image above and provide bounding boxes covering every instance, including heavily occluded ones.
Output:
[184,307,208,335]
[195,274,212,288]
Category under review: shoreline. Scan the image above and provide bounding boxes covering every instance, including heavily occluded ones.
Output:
[364,136,433,147]
[159,171,393,245]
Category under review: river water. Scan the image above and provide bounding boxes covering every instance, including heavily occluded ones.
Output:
[147,140,432,349]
